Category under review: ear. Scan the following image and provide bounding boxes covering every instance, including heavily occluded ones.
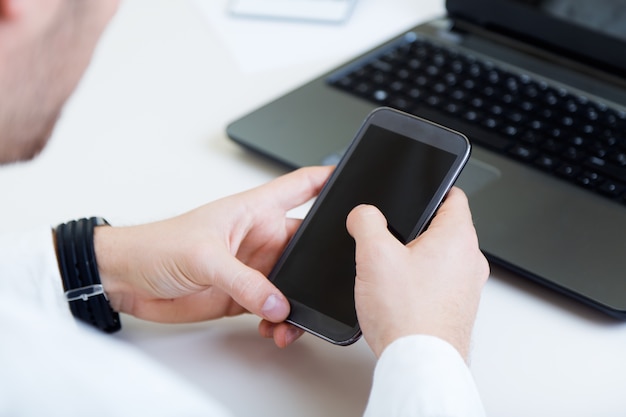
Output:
[0,0,22,20]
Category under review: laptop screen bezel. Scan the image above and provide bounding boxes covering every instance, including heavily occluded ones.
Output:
[446,0,626,77]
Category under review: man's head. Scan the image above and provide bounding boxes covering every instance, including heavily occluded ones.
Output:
[0,0,119,164]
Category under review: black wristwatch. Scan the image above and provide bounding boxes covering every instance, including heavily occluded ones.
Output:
[55,217,121,333]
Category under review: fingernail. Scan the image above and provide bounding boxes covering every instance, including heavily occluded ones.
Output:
[261,294,289,322]
[285,327,304,346]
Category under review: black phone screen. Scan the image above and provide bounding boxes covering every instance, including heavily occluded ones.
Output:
[271,121,459,330]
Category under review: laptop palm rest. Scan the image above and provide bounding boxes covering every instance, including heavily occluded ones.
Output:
[467,147,626,316]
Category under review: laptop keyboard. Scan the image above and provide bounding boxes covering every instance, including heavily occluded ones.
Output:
[328,34,626,205]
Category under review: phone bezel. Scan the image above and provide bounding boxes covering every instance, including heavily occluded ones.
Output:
[271,107,471,345]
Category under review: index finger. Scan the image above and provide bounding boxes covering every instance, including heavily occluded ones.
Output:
[254,166,334,211]
[427,187,474,230]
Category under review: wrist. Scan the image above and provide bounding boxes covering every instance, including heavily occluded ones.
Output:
[93,224,133,314]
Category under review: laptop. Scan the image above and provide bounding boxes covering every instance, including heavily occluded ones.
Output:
[227,0,626,318]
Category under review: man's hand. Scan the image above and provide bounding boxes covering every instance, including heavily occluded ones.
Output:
[94,166,333,348]
[347,187,489,360]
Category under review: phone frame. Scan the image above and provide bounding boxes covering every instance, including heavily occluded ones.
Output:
[270,107,471,345]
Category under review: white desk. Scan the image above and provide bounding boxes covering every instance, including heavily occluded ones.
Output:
[2,0,626,415]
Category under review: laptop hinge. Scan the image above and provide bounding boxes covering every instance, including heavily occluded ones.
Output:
[447,18,626,91]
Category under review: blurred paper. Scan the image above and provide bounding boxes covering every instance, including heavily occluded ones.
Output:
[229,0,358,24]
[190,0,444,73]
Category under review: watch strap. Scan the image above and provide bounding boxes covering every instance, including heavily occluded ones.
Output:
[55,217,121,333]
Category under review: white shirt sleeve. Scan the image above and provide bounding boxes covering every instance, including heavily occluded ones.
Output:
[363,335,486,417]
[0,226,71,321]
[0,227,234,417]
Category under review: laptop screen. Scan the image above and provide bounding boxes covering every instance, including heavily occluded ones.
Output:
[514,0,626,43]
[447,0,626,76]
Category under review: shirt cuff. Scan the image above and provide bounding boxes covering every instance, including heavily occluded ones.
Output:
[0,226,73,321]
[363,334,486,417]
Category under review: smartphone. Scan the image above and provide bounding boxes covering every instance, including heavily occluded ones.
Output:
[268,107,471,345]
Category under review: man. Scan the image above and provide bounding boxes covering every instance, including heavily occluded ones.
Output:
[0,1,489,416]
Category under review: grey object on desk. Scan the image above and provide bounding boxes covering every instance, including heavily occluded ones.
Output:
[229,0,358,24]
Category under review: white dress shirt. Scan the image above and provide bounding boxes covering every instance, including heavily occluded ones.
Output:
[0,227,485,417]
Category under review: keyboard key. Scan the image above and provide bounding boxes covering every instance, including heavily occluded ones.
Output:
[557,163,581,179]
[585,157,626,183]
[509,145,538,161]
[535,154,560,170]
[599,181,626,197]
[610,152,626,166]
[577,171,603,188]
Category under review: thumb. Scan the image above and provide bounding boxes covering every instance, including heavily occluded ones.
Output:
[215,254,290,323]
[346,204,393,243]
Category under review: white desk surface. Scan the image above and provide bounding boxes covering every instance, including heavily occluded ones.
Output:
[2,0,626,415]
